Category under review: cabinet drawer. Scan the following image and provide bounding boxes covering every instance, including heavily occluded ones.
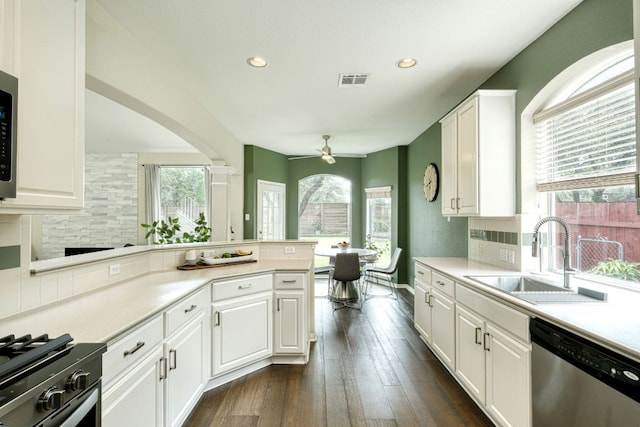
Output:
[414,263,432,284]
[456,284,529,342]
[212,274,272,301]
[165,286,209,337]
[432,271,455,298]
[274,273,305,290]
[103,315,163,384]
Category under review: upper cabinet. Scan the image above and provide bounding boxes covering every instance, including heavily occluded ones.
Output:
[0,0,85,212]
[440,90,516,217]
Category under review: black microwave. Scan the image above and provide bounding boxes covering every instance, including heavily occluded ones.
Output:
[0,68,17,199]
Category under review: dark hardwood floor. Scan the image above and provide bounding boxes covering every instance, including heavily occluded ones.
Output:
[184,280,494,426]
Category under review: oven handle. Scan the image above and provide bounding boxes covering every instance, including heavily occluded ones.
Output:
[59,388,99,427]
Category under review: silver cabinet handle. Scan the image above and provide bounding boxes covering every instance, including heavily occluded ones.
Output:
[214,311,221,326]
[123,341,145,357]
[428,293,434,308]
[483,333,491,351]
[169,349,177,370]
[238,283,252,289]
[456,198,461,210]
[475,327,482,345]
[159,356,167,380]
[282,280,297,284]
[436,280,445,286]
[277,298,281,311]
[184,304,197,313]
[417,270,424,275]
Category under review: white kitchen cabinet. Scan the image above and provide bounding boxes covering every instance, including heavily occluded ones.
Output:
[163,287,209,427]
[102,347,163,427]
[211,274,273,376]
[102,315,164,427]
[439,90,516,217]
[413,263,455,370]
[164,311,207,427]
[414,268,432,341]
[274,290,305,354]
[0,0,85,212]
[102,287,210,427]
[273,273,306,355]
[455,285,531,427]
[485,323,531,427]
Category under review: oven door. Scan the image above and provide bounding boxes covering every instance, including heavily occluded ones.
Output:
[44,384,101,427]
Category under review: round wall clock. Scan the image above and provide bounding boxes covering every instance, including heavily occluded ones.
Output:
[423,163,439,202]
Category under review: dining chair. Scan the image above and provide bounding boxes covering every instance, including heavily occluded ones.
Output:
[314,256,335,297]
[330,252,362,310]
[363,247,402,300]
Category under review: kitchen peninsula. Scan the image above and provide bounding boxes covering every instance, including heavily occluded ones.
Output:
[0,240,316,427]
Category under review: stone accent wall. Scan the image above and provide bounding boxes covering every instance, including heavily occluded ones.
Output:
[41,153,138,259]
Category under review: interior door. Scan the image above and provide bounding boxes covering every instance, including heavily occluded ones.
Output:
[257,180,285,240]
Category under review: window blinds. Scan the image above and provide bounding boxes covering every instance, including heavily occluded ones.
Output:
[533,70,636,192]
[365,186,392,199]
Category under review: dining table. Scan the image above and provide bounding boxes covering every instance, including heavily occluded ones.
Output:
[314,247,378,304]
[314,247,378,258]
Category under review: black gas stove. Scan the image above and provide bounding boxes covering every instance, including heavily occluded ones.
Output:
[0,334,106,427]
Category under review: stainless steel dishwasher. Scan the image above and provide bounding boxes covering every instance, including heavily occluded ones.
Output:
[530,318,640,426]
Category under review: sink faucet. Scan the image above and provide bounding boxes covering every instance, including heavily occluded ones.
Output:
[532,216,576,289]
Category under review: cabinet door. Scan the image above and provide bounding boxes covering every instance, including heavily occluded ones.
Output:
[430,289,455,370]
[0,0,84,211]
[440,113,458,215]
[413,280,432,343]
[485,323,531,427]
[274,290,305,354]
[456,97,479,215]
[165,312,207,427]
[212,291,273,375]
[102,348,163,427]
[455,305,486,404]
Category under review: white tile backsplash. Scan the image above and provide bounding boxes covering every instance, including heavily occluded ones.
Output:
[0,222,316,321]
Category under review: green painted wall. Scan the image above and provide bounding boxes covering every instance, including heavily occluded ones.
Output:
[404,0,632,286]
[478,0,633,213]
[361,146,409,283]
[243,145,288,238]
[407,125,468,283]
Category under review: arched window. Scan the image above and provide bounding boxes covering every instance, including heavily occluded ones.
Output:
[530,43,640,285]
[298,174,352,262]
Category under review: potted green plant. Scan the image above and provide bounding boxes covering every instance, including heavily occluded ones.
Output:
[142,212,211,244]
[588,258,640,282]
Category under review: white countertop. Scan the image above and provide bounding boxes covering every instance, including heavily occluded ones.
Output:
[0,259,311,344]
[415,257,640,362]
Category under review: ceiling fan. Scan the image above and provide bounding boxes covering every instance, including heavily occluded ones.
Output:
[288,135,365,164]
[319,135,336,164]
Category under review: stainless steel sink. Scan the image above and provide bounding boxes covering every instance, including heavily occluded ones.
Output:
[465,274,607,304]
[466,275,570,293]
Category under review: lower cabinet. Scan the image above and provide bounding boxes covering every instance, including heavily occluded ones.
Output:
[413,264,455,370]
[164,311,207,427]
[102,288,209,427]
[102,347,163,427]
[273,272,307,356]
[414,261,532,427]
[212,289,273,375]
[455,286,531,427]
[274,290,305,354]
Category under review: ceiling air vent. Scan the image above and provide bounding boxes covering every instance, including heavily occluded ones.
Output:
[338,73,368,87]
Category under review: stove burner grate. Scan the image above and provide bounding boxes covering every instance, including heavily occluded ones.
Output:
[0,333,73,386]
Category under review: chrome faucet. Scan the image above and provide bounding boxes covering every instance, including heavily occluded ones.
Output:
[531,216,576,288]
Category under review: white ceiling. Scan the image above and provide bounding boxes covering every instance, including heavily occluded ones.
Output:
[88,0,583,157]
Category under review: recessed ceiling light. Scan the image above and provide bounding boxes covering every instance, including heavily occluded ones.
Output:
[396,58,417,69]
[247,57,268,68]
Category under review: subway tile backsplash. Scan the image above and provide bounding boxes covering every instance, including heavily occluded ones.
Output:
[470,228,518,246]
